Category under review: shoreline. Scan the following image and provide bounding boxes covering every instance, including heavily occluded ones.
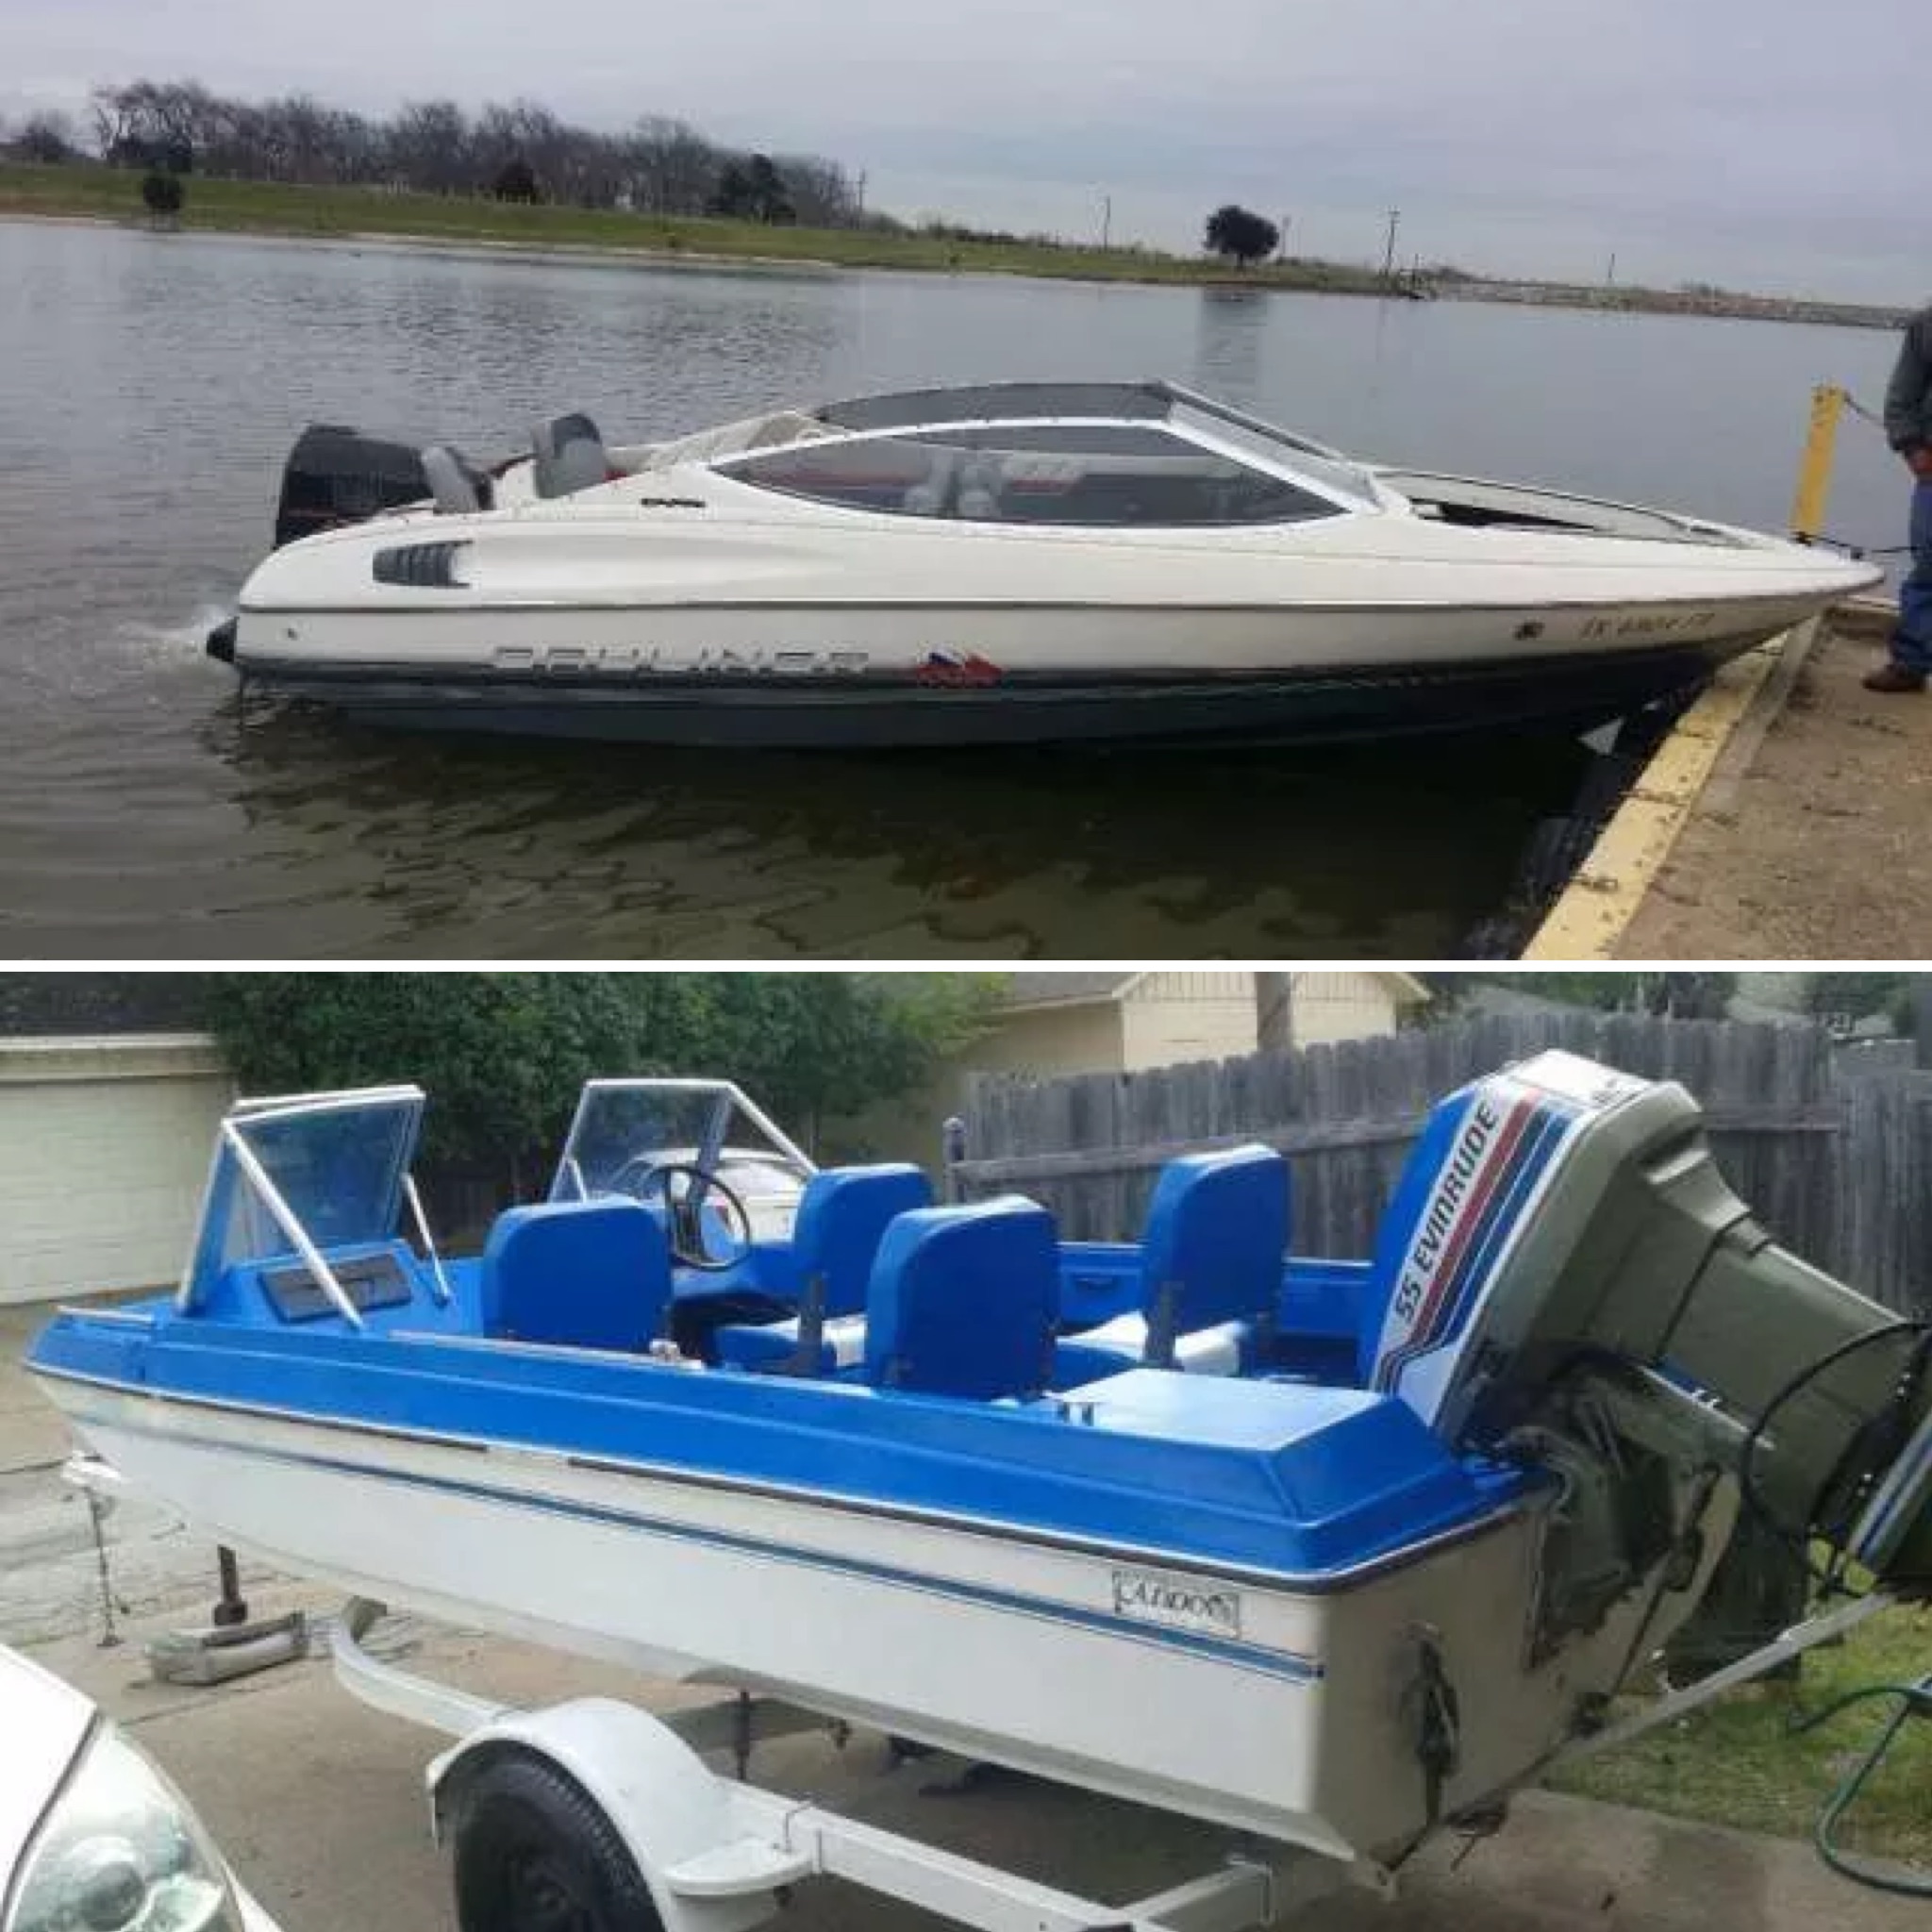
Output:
[0,175,1907,328]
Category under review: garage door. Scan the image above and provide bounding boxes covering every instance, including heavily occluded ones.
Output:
[0,1037,235,1304]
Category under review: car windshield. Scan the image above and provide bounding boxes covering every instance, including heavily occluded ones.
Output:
[550,1080,815,1203]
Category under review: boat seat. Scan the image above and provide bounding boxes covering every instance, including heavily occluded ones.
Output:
[1057,1144,1288,1380]
[865,1195,1058,1401]
[956,454,1004,521]
[422,443,493,515]
[480,1198,673,1353]
[901,444,963,518]
[714,1163,933,1374]
[532,411,617,497]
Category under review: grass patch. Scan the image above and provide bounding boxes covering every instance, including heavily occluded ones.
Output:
[0,158,1394,292]
[1551,1600,1932,1865]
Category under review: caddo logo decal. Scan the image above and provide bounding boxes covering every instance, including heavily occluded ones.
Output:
[1111,1567,1242,1638]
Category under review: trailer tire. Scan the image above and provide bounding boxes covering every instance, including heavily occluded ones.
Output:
[450,1753,663,1932]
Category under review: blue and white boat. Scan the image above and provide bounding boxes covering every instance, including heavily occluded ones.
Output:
[26,1055,1932,1870]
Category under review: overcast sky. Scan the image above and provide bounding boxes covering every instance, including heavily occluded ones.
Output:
[6,0,1925,300]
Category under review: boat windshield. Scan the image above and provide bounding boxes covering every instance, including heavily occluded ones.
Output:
[1166,397,1381,509]
[716,420,1357,526]
[549,1079,815,1204]
[708,379,1381,525]
[179,1088,426,1317]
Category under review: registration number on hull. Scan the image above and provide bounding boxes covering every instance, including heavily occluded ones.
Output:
[1577,607,1721,642]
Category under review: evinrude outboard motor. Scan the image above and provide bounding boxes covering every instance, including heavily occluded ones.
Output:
[1365,1049,1931,1657]
[271,423,431,550]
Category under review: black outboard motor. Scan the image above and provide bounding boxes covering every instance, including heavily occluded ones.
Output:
[272,424,431,549]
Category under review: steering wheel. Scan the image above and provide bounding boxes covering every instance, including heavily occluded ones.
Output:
[617,1160,752,1272]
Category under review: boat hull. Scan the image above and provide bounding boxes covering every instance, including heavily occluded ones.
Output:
[233,636,1764,748]
[42,1374,1718,1859]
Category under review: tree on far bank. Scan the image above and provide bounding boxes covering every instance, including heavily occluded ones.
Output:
[13,111,77,162]
[491,155,541,203]
[77,77,868,225]
[140,167,184,225]
[1205,204,1278,268]
[711,153,794,224]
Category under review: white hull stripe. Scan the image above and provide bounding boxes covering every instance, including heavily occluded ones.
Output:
[71,1405,1324,1684]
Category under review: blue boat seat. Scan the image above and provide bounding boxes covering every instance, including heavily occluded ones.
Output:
[864,1195,1058,1401]
[480,1198,673,1353]
[1059,1144,1288,1379]
[714,1164,933,1374]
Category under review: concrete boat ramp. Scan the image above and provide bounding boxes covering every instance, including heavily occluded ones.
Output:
[1527,603,1929,959]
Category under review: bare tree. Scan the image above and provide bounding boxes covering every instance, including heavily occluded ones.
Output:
[386,99,472,193]
[89,84,140,161]
[64,75,871,225]
[13,110,78,162]
[625,116,720,214]
[775,154,859,227]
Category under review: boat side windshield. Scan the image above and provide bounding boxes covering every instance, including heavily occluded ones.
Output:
[1167,402,1381,509]
[714,420,1351,526]
[551,1079,815,1203]
[180,1091,424,1310]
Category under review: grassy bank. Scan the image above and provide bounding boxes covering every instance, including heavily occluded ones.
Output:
[0,158,1394,292]
[1551,1600,1931,1865]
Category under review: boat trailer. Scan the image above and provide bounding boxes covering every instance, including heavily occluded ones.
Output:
[325,1593,1909,1932]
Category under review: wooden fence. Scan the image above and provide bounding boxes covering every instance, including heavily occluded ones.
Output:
[951,1012,1932,1318]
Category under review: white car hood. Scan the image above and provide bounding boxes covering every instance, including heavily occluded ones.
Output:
[0,1648,94,1892]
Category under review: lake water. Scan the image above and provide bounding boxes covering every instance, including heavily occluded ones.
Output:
[0,220,1909,959]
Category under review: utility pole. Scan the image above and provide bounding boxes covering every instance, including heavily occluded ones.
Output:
[1606,250,1617,287]
[1277,212,1290,262]
[1381,208,1401,282]
[1100,192,1111,250]
[857,169,867,218]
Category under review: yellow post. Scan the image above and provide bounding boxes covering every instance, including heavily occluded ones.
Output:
[1790,383,1846,541]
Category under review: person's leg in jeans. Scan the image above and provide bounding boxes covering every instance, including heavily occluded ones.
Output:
[1895,476,1932,675]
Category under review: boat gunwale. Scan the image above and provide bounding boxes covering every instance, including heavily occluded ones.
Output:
[31,1351,1540,1598]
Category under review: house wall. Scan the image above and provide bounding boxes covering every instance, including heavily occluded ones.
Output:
[1289,972,1403,1047]
[1119,971,1259,1069]
[0,1036,236,1303]
[956,1001,1126,1078]
[825,975,1413,1168]
[824,1002,1126,1168]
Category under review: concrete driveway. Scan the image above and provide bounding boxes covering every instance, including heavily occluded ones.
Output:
[3,1302,1922,1932]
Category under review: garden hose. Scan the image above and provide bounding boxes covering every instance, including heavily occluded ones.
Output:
[1790,1674,1932,1897]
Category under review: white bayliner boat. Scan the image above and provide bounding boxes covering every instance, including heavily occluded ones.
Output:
[204,382,1880,746]
[27,1051,1932,1908]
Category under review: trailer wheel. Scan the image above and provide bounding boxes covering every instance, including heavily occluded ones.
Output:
[450,1754,661,1932]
